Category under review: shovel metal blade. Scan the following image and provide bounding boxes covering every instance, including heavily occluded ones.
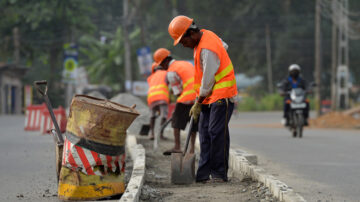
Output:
[171,152,195,184]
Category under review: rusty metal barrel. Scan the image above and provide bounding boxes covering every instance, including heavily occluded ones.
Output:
[58,95,139,200]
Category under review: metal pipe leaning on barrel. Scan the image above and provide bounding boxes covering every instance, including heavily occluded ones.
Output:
[34,80,64,182]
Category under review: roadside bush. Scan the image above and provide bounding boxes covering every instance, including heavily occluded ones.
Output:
[237,96,258,111]
[237,93,317,111]
[237,94,283,111]
[259,94,283,111]
[308,96,315,110]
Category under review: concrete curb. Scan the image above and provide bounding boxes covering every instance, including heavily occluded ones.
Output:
[195,139,306,202]
[119,135,146,202]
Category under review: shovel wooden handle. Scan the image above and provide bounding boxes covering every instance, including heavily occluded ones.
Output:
[183,116,194,156]
[35,80,63,183]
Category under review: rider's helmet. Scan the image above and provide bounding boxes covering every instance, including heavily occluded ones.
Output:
[288,64,301,78]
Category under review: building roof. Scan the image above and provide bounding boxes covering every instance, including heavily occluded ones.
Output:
[0,63,29,77]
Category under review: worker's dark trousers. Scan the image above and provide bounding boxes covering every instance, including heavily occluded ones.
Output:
[196,98,234,182]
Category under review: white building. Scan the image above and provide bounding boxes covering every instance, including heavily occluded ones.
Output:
[0,63,28,114]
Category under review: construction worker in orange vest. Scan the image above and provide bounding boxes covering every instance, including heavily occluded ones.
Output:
[168,16,238,183]
[147,62,169,140]
[153,48,198,156]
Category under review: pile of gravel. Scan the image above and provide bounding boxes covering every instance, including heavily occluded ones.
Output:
[140,185,171,202]
[111,93,150,135]
[86,91,107,99]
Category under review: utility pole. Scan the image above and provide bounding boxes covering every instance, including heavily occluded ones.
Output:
[123,0,132,92]
[13,27,20,65]
[315,0,322,117]
[331,0,338,111]
[336,0,350,109]
[265,24,273,94]
[139,14,146,45]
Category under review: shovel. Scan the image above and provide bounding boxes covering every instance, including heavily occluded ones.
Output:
[34,80,64,182]
[171,116,195,184]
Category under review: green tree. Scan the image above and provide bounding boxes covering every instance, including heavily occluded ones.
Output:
[79,27,140,91]
[0,0,95,105]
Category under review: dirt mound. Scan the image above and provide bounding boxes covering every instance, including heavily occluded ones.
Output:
[86,91,106,99]
[111,93,150,135]
[310,112,360,129]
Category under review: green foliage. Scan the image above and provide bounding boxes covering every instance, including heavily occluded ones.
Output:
[237,93,316,111]
[79,27,140,91]
[238,94,283,111]
[1,0,95,106]
[259,94,284,111]
[80,29,124,90]
[308,96,316,110]
[2,0,360,107]
[237,96,259,111]
[0,0,95,62]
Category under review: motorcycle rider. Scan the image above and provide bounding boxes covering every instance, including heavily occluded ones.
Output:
[281,64,310,126]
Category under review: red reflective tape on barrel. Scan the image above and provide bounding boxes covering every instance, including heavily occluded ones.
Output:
[114,156,120,170]
[67,140,78,170]
[106,156,112,171]
[76,145,95,175]
[121,154,126,173]
[62,139,67,165]
[91,151,102,166]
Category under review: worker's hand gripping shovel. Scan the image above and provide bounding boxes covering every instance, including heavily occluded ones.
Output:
[171,116,196,184]
[34,80,64,182]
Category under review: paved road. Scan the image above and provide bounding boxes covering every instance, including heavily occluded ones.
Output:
[230,111,360,202]
[0,115,59,201]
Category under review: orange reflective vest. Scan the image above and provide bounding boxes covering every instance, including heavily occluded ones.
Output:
[167,60,196,103]
[147,70,169,106]
[194,29,237,104]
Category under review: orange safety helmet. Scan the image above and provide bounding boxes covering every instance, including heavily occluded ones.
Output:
[168,15,193,45]
[153,48,171,64]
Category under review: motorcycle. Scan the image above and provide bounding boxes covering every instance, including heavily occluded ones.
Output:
[287,88,307,138]
[278,82,315,138]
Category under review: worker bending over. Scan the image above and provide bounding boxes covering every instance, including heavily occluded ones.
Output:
[153,48,197,156]
[147,62,169,140]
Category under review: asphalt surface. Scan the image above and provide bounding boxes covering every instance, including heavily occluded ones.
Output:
[230,111,360,202]
[0,115,59,201]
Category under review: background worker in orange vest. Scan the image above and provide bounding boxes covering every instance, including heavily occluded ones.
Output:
[153,48,198,156]
[168,16,238,183]
[147,62,170,140]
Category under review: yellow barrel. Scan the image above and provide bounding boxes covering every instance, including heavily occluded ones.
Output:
[58,95,139,200]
